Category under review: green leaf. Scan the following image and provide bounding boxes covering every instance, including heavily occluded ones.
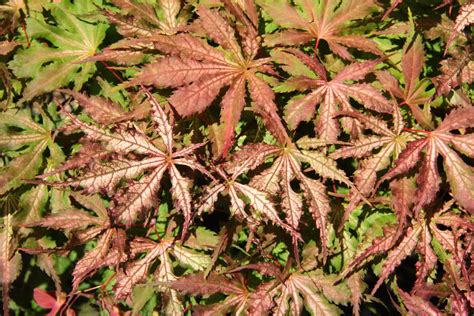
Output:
[132,283,156,315]
[9,0,108,101]
[171,244,211,271]
[0,139,48,195]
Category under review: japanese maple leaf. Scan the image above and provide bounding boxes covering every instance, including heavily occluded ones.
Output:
[197,163,300,240]
[169,271,275,315]
[272,242,352,315]
[397,288,443,316]
[258,0,383,60]
[171,240,351,315]
[330,106,414,225]
[379,106,474,214]
[107,0,185,37]
[409,235,474,316]
[27,192,128,293]
[0,109,59,195]
[433,53,474,97]
[0,109,65,315]
[0,0,53,35]
[129,3,289,156]
[44,90,209,232]
[91,0,189,65]
[113,233,211,313]
[201,136,354,261]
[402,267,472,316]
[376,36,435,129]
[8,0,108,101]
[278,49,391,141]
[340,168,472,297]
[60,89,149,125]
[355,164,474,296]
[344,198,473,297]
[445,2,474,55]
[270,269,351,315]
[0,43,17,108]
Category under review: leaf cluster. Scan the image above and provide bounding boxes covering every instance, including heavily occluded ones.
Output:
[0,0,473,315]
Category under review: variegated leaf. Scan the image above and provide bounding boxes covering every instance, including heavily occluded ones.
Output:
[372,224,422,295]
[115,165,167,225]
[58,157,165,193]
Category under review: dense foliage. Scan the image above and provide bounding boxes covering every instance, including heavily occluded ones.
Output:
[0,0,473,315]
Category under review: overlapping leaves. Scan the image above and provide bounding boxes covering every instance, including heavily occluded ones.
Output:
[259,0,383,60]
[276,49,391,141]
[130,2,289,156]
[42,90,209,231]
[92,0,190,65]
[0,0,473,315]
[380,106,474,213]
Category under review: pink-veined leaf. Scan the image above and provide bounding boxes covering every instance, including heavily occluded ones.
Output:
[445,3,474,54]
[259,0,383,60]
[129,5,288,156]
[280,51,390,140]
[371,224,422,295]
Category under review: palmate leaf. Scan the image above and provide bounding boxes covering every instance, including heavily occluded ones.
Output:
[0,110,59,195]
[0,108,65,315]
[27,192,128,293]
[201,139,352,261]
[42,90,209,229]
[109,0,185,36]
[171,244,350,315]
[91,0,189,65]
[8,0,108,101]
[0,0,51,31]
[380,106,474,214]
[170,271,270,315]
[114,235,211,308]
[3,0,473,314]
[343,196,473,297]
[330,107,414,223]
[396,207,471,295]
[271,270,350,315]
[340,106,474,296]
[0,0,26,34]
[434,54,474,97]
[198,163,299,238]
[259,0,383,60]
[279,49,391,141]
[130,3,289,157]
[60,89,140,125]
[445,2,474,54]
[376,36,435,129]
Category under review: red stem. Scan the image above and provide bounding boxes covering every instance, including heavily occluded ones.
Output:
[99,60,124,83]
[314,37,320,53]
[402,127,429,134]
[20,19,30,48]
